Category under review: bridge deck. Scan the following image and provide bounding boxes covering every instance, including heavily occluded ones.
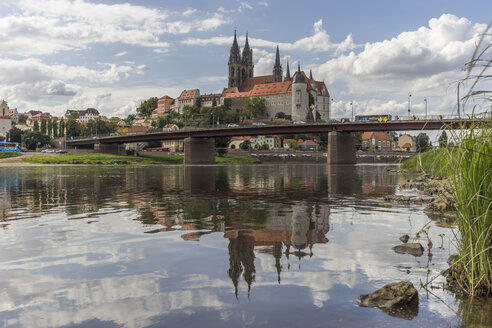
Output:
[67,119,466,146]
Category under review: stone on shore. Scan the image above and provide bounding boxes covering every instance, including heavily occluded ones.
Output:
[392,243,424,257]
[399,234,410,243]
[358,281,419,319]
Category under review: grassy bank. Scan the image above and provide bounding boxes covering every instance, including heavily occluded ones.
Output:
[401,118,491,297]
[20,153,259,165]
[0,152,21,159]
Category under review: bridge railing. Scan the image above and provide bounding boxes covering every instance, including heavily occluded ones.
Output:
[66,114,482,141]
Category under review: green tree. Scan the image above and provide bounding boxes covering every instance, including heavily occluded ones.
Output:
[47,119,53,137]
[275,112,287,119]
[195,97,202,109]
[308,92,315,106]
[215,137,231,157]
[288,139,299,150]
[245,96,267,119]
[23,131,51,150]
[125,114,136,125]
[18,114,28,124]
[40,119,47,134]
[223,98,232,111]
[438,131,448,148]
[59,120,65,137]
[33,120,39,132]
[137,97,158,117]
[212,96,217,107]
[7,127,23,143]
[239,140,251,150]
[68,112,79,120]
[65,118,82,138]
[52,120,58,138]
[0,136,5,141]
[416,132,430,152]
[259,143,269,150]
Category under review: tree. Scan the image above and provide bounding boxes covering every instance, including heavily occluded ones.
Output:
[59,120,65,137]
[65,118,82,138]
[245,96,267,119]
[212,96,217,107]
[125,114,136,125]
[52,120,58,138]
[23,131,51,150]
[275,112,287,119]
[259,143,269,150]
[438,131,448,148]
[308,92,315,106]
[47,119,53,137]
[8,127,23,143]
[288,139,299,150]
[18,114,28,124]
[68,112,79,120]
[195,97,202,109]
[239,140,251,150]
[137,97,158,117]
[416,132,430,152]
[40,119,47,134]
[215,137,231,157]
[33,120,39,132]
[0,136,4,141]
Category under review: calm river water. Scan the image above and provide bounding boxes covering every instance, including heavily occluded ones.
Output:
[0,164,490,328]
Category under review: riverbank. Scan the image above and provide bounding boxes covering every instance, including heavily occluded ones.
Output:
[0,153,260,165]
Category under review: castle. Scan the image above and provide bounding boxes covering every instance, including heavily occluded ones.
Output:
[223,31,331,122]
[153,31,331,122]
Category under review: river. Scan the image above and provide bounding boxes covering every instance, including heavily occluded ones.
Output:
[0,164,490,327]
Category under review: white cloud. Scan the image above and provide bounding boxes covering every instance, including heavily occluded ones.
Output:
[0,0,230,56]
[258,2,269,7]
[182,19,357,54]
[115,51,127,57]
[182,8,197,17]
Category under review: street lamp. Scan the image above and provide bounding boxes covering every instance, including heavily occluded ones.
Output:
[424,98,427,120]
[408,92,412,120]
[350,101,354,121]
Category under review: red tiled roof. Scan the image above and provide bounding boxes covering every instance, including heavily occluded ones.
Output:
[239,75,274,92]
[224,91,251,99]
[231,136,251,141]
[222,87,237,96]
[402,143,412,148]
[250,81,291,96]
[178,89,199,100]
[361,131,391,141]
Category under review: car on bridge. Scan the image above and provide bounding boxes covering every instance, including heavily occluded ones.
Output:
[293,120,306,125]
[252,122,267,126]
[227,123,239,127]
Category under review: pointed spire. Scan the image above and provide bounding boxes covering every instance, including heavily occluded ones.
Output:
[275,45,281,66]
[229,29,241,64]
[298,62,301,72]
[242,31,252,65]
[285,59,291,79]
[245,32,249,48]
[309,69,313,80]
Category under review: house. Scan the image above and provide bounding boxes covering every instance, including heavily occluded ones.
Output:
[200,93,222,107]
[0,118,11,137]
[299,139,317,151]
[163,124,179,132]
[361,132,393,151]
[26,113,52,127]
[395,134,416,152]
[152,96,175,118]
[176,89,200,114]
[0,100,17,123]
[65,108,100,123]
[249,135,281,149]
[229,136,251,149]
[133,119,152,128]
[25,110,42,117]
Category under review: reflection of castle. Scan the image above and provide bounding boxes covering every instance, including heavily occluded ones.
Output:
[224,204,330,295]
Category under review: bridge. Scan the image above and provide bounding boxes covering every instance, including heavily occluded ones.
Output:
[66,119,468,165]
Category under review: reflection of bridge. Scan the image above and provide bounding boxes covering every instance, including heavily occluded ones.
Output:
[66,119,469,164]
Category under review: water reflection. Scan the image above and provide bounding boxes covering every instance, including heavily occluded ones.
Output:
[0,165,489,327]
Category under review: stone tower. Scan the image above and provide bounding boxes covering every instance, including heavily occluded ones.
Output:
[291,64,308,121]
[228,30,254,88]
[241,33,254,79]
[273,45,283,83]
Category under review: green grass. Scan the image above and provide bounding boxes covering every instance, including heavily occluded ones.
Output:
[20,153,259,165]
[443,117,492,297]
[401,148,447,178]
[0,152,21,159]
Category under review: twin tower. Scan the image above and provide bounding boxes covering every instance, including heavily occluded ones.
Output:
[227,31,285,89]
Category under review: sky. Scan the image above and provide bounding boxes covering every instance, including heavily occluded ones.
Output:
[0,0,491,121]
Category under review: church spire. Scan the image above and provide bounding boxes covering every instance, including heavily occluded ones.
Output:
[242,31,253,65]
[273,45,283,82]
[309,69,313,80]
[229,29,241,64]
[285,59,291,80]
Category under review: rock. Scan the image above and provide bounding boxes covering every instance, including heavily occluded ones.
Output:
[399,234,410,243]
[358,281,419,319]
[384,195,411,202]
[392,243,424,257]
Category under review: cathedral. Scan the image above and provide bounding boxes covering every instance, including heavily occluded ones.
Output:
[224,31,331,122]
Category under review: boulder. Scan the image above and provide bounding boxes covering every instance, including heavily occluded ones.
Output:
[399,234,410,243]
[392,243,424,257]
[358,281,419,319]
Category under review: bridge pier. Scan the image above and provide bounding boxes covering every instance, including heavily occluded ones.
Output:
[94,143,127,156]
[184,137,216,165]
[327,132,356,164]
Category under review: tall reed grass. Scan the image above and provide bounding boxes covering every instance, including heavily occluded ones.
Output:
[444,116,491,297]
